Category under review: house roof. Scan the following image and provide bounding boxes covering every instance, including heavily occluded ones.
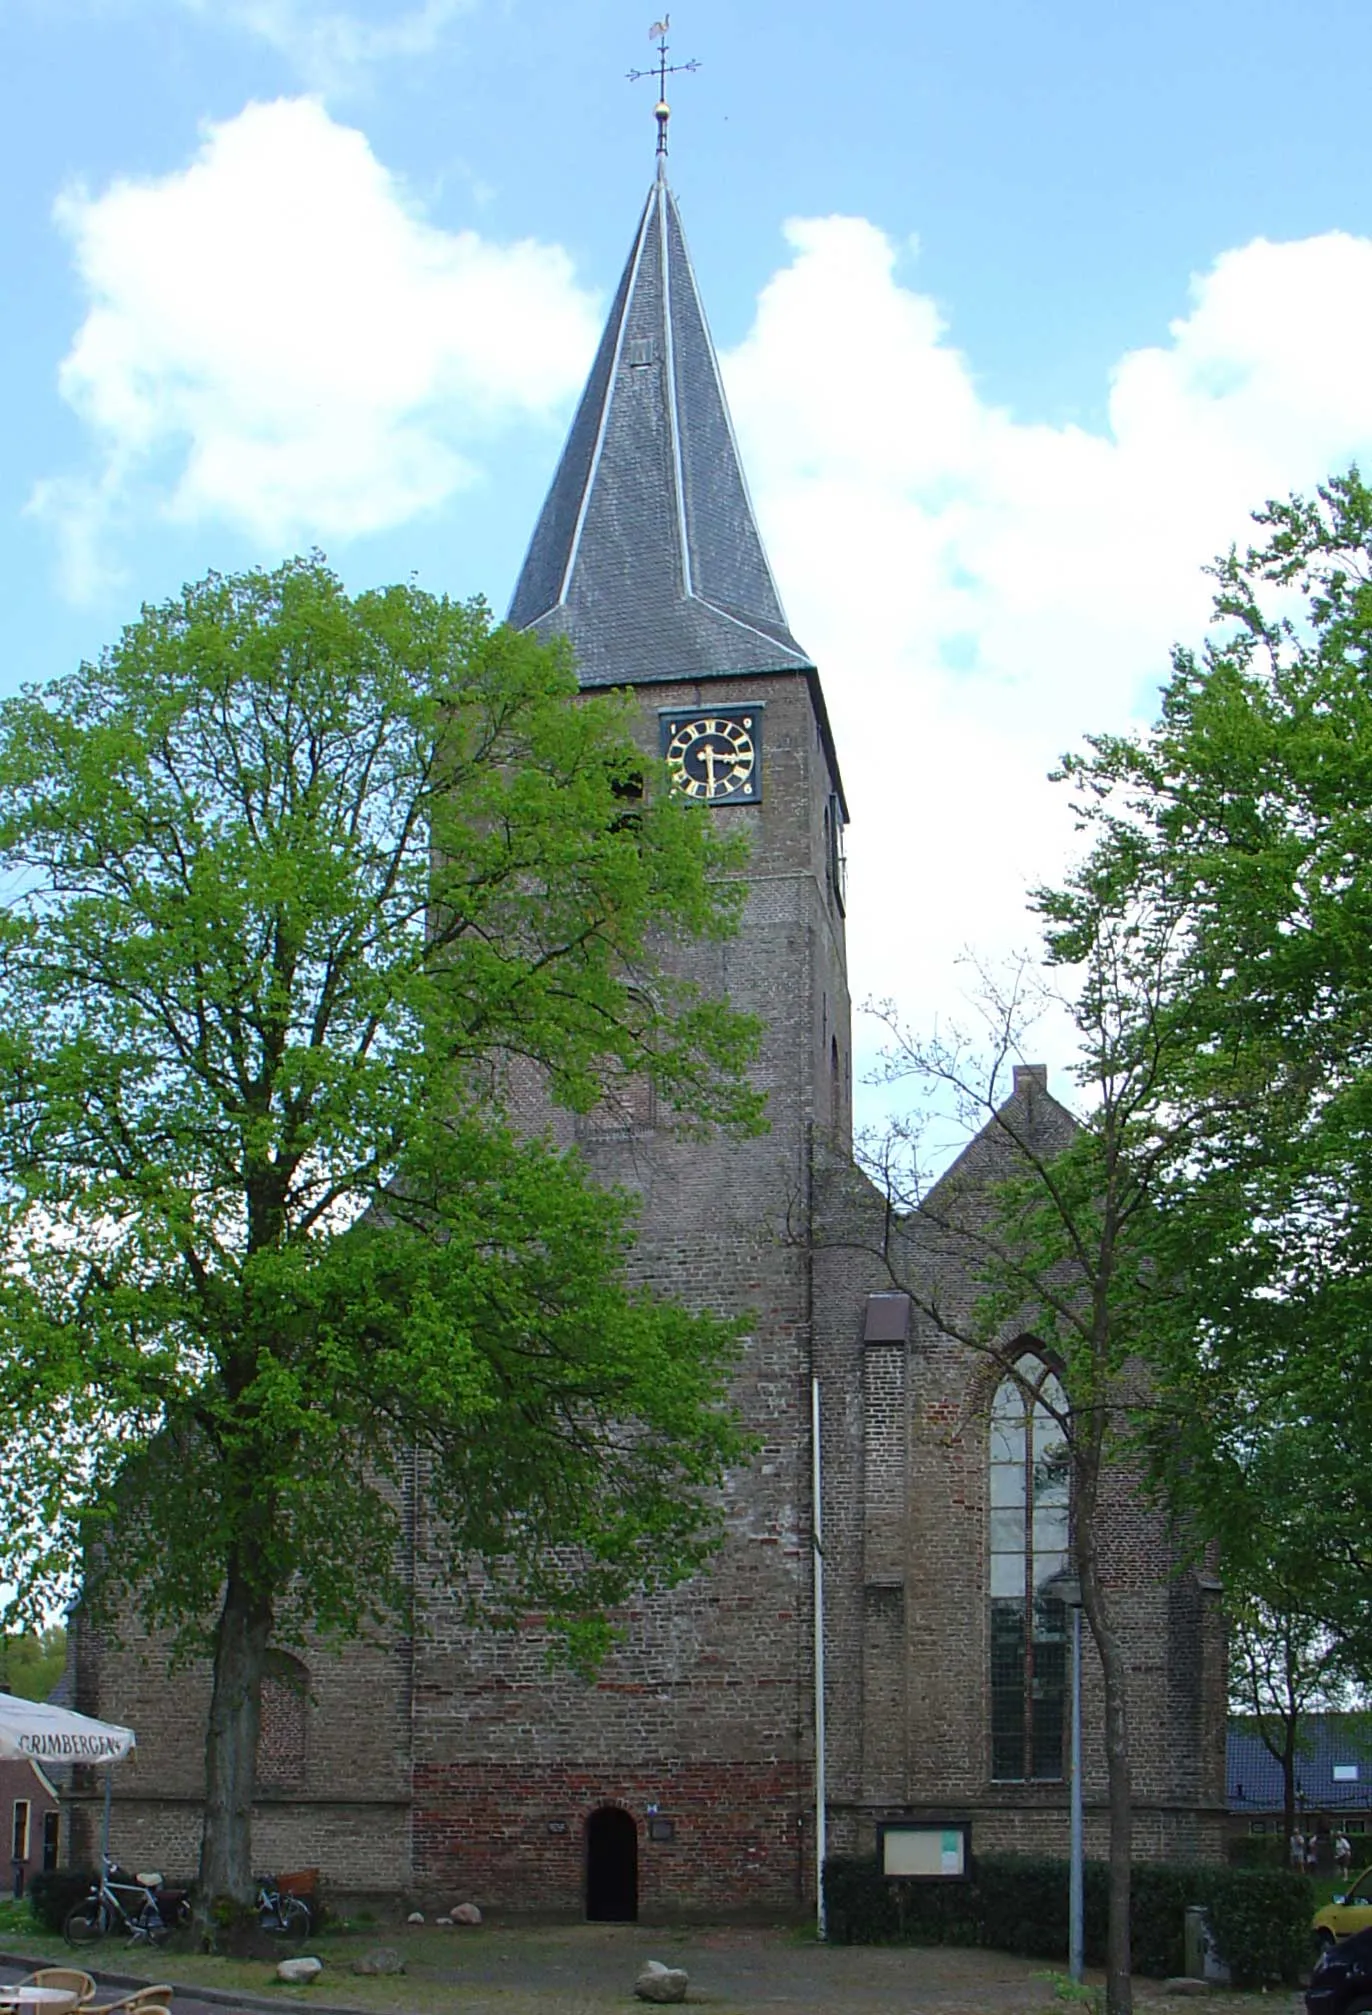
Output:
[507,163,814,692]
[1229,1713,1372,1813]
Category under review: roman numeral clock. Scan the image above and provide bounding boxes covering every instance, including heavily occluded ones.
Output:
[660,708,761,803]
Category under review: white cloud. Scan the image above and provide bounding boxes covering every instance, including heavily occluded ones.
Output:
[31,97,601,596]
[35,112,1372,1116]
[721,220,1372,1119]
[176,0,470,93]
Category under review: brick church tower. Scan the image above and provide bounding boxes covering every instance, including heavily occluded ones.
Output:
[408,151,853,1919]
[71,141,1228,1914]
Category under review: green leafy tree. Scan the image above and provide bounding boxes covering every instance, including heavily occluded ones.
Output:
[0,1625,67,1701]
[0,558,762,1913]
[863,470,1372,2010]
[1046,469,1372,1679]
[1229,1587,1355,1856]
[866,934,1200,2015]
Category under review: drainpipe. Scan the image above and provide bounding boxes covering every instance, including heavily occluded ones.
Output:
[812,1374,827,1939]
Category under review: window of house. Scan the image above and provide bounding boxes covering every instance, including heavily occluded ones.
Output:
[989,1356,1069,1782]
[12,1800,30,1864]
[41,1809,59,1871]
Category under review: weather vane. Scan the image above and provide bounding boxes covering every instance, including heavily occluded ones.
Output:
[628,16,700,160]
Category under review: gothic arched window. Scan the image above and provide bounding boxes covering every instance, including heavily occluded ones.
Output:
[989,1355,1070,1782]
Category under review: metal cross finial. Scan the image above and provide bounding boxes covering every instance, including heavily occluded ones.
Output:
[627,16,700,160]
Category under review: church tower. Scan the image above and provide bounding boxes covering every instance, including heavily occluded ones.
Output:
[407,152,851,1919]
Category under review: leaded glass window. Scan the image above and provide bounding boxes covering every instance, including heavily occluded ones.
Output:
[989,1356,1069,1781]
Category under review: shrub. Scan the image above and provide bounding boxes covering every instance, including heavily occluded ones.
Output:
[1226,1834,1285,1869]
[28,1867,97,1935]
[822,1856,979,1945]
[1200,1866,1311,1987]
[820,1852,1312,1984]
[975,1855,1109,1964]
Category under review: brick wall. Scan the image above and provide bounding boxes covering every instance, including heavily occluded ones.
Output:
[407,667,847,1917]
[1,1759,59,1892]
[413,1761,804,1918]
[811,1085,1228,1870]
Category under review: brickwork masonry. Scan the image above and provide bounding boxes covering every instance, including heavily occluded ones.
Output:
[413,1761,804,1919]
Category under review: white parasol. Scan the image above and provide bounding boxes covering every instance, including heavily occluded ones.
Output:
[0,1692,135,1765]
[0,1692,136,1864]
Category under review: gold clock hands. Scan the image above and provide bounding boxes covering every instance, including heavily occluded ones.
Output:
[701,740,720,796]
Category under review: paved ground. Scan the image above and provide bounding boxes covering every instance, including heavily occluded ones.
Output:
[0,1927,1311,2015]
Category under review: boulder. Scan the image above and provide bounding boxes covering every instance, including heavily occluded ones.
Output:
[451,1901,483,1924]
[1161,1982,1212,1998]
[634,1959,688,2004]
[406,1911,425,1925]
[276,1957,323,1985]
[351,1947,407,1976]
[434,1916,454,1927]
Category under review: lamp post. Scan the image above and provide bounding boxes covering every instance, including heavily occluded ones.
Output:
[1048,1571,1085,1983]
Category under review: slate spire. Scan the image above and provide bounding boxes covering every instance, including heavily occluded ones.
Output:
[507,167,814,688]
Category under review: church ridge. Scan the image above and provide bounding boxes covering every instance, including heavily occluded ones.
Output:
[506,167,817,697]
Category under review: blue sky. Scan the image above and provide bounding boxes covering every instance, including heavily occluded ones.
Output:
[6,0,1372,1124]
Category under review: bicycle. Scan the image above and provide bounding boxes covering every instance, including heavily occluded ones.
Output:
[256,1875,311,1939]
[63,1858,191,1947]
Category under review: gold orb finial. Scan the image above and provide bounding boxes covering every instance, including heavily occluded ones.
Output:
[627,17,699,161]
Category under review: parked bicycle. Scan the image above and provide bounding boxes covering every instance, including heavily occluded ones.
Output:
[63,1859,191,1947]
[256,1876,311,1939]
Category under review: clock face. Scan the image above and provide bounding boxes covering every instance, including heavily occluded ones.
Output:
[661,711,760,804]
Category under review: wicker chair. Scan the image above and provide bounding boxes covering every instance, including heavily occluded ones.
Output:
[19,1972,97,2006]
[83,1991,173,2015]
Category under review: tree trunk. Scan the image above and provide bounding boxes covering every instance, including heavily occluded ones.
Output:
[1079,1456,1133,2015]
[1282,1727,1298,1869]
[198,1556,273,1914]
[1092,1591,1134,2015]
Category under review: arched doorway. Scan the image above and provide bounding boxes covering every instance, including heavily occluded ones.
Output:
[585,1804,638,1921]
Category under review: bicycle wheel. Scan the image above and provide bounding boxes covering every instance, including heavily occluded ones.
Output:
[276,1895,311,1939]
[136,1902,173,1945]
[64,1898,113,1945]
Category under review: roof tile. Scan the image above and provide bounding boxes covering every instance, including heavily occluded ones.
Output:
[507,169,813,687]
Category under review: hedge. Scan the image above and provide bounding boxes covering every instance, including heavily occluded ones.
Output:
[822,1853,1312,1986]
[1225,1834,1287,1870]
[27,1867,98,1935]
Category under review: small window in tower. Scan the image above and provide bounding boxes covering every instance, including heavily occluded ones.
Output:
[578,1068,656,1139]
[610,770,644,835]
[828,794,847,916]
[625,338,657,368]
